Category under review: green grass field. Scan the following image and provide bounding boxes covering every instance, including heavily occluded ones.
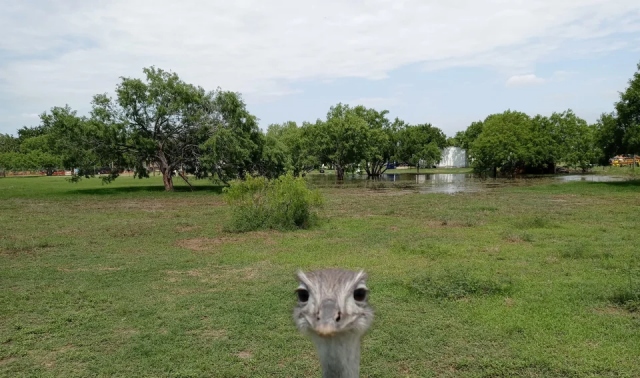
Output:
[1,175,639,377]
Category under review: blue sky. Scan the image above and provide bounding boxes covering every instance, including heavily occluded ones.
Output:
[1,1,639,138]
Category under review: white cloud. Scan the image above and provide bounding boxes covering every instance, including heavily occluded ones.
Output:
[505,74,547,87]
[20,113,40,119]
[346,97,400,109]
[0,0,639,130]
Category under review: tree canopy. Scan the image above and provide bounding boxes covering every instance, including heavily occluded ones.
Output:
[5,59,640,185]
[396,123,447,172]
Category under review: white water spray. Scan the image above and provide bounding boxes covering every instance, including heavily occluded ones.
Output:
[437,147,468,168]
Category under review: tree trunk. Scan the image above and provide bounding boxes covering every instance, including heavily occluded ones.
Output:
[336,165,345,180]
[161,168,174,191]
[156,148,174,191]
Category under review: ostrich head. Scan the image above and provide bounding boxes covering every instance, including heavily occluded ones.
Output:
[293,268,374,378]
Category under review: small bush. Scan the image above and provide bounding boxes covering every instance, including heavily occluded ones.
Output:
[222,173,323,232]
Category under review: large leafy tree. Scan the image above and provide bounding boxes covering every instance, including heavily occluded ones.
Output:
[549,109,598,172]
[308,103,368,180]
[593,112,621,164]
[88,66,220,191]
[199,90,264,183]
[253,133,289,179]
[40,105,110,174]
[1,106,96,175]
[266,121,317,177]
[594,61,640,163]
[453,121,484,150]
[83,67,262,190]
[469,110,533,176]
[614,61,640,156]
[396,123,447,172]
[0,134,20,176]
[527,114,560,173]
[0,133,19,154]
[352,106,397,177]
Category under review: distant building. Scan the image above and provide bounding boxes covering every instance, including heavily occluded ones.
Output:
[437,147,468,168]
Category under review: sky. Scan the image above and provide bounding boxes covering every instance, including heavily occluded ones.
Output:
[1,0,639,138]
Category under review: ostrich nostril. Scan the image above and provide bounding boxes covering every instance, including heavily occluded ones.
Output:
[336,311,341,322]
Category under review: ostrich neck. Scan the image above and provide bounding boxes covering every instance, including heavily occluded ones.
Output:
[312,333,362,378]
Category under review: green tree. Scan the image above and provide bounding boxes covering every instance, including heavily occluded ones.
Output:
[199,90,264,183]
[309,103,368,180]
[88,66,221,190]
[39,105,110,175]
[0,133,19,153]
[255,133,289,179]
[266,121,317,177]
[470,110,532,176]
[2,108,87,175]
[454,121,484,150]
[352,106,397,177]
[0,134,20,176]
[527,114,559,173]
[549,109,598,172]
[614,61,640,157]
[594,112,621,164]
[396,123,447,173]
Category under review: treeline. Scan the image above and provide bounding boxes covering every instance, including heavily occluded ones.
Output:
[453,61,640,176]
[0,67,448,190]
[1,62,639,189]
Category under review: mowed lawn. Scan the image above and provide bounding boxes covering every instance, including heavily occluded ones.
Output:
[1,175,639,377]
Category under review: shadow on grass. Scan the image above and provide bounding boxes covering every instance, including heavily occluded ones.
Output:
[601,179,640,187]
[70,185,226,196]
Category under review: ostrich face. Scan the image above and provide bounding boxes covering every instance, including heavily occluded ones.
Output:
[293,269,374,338]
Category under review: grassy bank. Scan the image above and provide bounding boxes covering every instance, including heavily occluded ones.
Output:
[1,175,639,377]
[590,165,640,177]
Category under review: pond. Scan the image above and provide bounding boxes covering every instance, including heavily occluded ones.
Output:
[305,172,629,194]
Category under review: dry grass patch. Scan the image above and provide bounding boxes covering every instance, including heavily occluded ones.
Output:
[236,350,253,359]
[165,262,271,285]
[0,357,17,367]
[176,231,284,251]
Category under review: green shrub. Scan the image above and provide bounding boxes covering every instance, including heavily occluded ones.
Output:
[222,173,323,232]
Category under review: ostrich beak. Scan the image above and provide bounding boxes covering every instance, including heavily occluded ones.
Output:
[314,299,340,337]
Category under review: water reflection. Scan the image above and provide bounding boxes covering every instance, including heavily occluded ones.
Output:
[305,172,627,193]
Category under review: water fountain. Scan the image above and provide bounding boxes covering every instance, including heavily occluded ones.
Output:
[437,147,468,168]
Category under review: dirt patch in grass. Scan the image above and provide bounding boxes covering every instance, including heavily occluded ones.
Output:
[176,237,237,251]
[176,231,283,251]
[114,327,139,338]
[175,225,201,233]
[0,357,17,366]
[55,227,86,236]
[592,306,634,317]
[504,231,533,243]
[165,263,269,284]
[30,344,76,369]
[57,266,122,272]
[236,350,253,359]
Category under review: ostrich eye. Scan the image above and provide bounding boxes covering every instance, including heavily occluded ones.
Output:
[353,288,367,301]
[296,289,309,303]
